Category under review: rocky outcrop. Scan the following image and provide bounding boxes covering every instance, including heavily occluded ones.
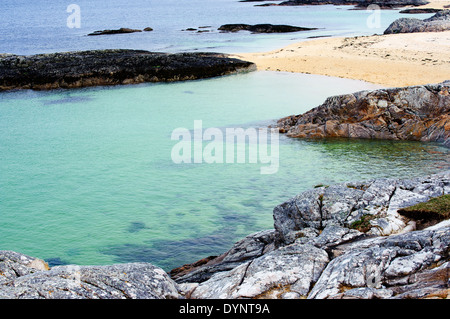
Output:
[87,28,144,36]
[1,172,449,299]
[185,223,449,299]
[0,50,255,91]
[276,82,450,147]
[171,230,276,284]
[218,24,317,33]
[273,170,449,245]
[384,10,450,34]
[0,251,180,299]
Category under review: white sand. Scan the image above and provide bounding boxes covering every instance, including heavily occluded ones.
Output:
[233,30,450,87]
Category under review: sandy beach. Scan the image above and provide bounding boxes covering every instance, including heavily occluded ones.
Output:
[416,0,450,8]
[233,30,450,87]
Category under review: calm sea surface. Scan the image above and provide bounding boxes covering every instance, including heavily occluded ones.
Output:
[0,1,445,271]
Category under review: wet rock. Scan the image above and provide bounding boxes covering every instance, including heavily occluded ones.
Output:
[171,230,276,283]
[218,24,317,33]
[88,28,143,36]
[0,49,256,91]
[0,251,49,285]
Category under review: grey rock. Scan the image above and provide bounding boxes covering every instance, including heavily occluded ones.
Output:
[308,222,450,299]
[384,10,450,34]
[172,230,276,283]
[273,170,449,245]
[218,24,317,33]
[1,171,449,299]
[0,262,181,299]
[190,243,329,298]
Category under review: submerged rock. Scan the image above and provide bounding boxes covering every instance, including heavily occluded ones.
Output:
[0,49,255,91]
[276,81,450,147]
[384,10,450,33]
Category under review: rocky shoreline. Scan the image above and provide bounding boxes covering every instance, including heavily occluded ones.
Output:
[276,81,450,148]
[0,49,255,91]
[1,170,448,299]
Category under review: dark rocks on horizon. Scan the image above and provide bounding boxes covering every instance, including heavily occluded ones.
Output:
[0,49,256,91]
[218,23,317,33]
[384,9,450,33]
[247,0,430,8]
[87,27,153,36]
[399,8,443,13]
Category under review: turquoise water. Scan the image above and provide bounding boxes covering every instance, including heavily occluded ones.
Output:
[1,71,448,271]
[0,0,446,271]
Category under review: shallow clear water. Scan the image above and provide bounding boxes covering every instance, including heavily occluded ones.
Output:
[1,71,448,270]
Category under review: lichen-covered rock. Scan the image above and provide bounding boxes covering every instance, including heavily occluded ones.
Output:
[276,82,450,147]
[0,251,49,285]
[308,222,450,299]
